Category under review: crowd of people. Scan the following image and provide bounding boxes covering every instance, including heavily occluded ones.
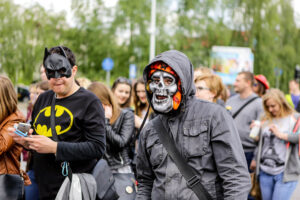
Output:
[1,46,300,200]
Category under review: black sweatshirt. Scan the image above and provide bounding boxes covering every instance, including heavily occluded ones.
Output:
[31,88,105,200]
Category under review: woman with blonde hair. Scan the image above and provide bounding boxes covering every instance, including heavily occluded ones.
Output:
[88,82,136,198]
[0,75,31,199]
[194,74,225,103]
[193,66,213,81]
[250,88,300,200]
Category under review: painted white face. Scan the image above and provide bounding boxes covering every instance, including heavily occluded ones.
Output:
[149,71,177,113]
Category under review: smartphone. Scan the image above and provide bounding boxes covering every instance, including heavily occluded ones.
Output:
[14,123,31,137]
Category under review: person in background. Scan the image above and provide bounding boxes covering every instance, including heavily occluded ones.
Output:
[226,71,263,171]
[194,74,224,104]
[24,80,49,200]
[35,81,49,96]
[252,74,269,97]
[0,75,31,199]
[133,78,153,129]
[132,78,154,175]
[76,77,91,89]
[219,85,230,103]
[112,77,132,109]
[40,65,47,81]
[88,82,136,198]
[285,79,300,111]
[250,89,300,200]
[26,83,38,123]
[193,66,213,81]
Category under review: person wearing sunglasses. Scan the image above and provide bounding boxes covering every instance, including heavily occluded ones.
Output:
[252,74,269,97]
[194,74,224,103]
[112,77,132,109]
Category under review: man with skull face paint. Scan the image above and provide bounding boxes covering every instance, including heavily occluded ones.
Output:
[148,62,182,113]
[10,46,106,200]
[136,50,251,200]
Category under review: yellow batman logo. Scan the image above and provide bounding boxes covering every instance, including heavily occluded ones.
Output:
[33,105,73,137]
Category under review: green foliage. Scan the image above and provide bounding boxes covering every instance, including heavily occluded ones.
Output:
[0,0,68,84]
[0,0,299,92]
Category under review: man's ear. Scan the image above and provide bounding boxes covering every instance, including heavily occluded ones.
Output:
[247,80,252,87]
[72,66,78,76]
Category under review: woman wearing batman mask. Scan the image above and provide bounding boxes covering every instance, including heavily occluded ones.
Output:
[9,46,106,200]
[136,50,251,200]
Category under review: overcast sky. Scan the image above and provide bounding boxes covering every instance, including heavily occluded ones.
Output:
[13,0,300,27]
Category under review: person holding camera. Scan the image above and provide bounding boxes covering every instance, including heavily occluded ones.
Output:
[9,46,106,200]
[0,75,31,200]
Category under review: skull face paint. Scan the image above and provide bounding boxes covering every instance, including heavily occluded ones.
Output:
[149,71,178,113]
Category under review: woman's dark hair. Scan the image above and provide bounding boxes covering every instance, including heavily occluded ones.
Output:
[111,77,132,108]
[133,78,149,117]
[254,81,267,97]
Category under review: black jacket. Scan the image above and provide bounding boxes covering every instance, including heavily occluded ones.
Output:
[105,109,135,169]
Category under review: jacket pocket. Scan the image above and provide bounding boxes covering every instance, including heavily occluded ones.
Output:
[146,135,164,167]
[183,123,209,157]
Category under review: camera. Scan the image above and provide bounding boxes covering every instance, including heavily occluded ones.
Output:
[14,123,31,137]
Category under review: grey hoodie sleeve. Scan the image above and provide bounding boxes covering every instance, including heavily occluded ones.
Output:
[136,127,154,200]
[211,109,251,200]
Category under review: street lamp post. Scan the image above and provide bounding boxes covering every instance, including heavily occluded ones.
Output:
[149,0,156,62]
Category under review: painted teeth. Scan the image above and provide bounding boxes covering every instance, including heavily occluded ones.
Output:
[155,98,168,103]
[154,94,169,103]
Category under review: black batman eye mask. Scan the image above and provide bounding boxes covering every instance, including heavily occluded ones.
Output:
[43,47,72,80]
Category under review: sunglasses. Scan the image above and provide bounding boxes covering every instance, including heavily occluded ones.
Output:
[115,77,132,85]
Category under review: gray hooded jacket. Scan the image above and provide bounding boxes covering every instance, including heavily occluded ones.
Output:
[136,50,251,200]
